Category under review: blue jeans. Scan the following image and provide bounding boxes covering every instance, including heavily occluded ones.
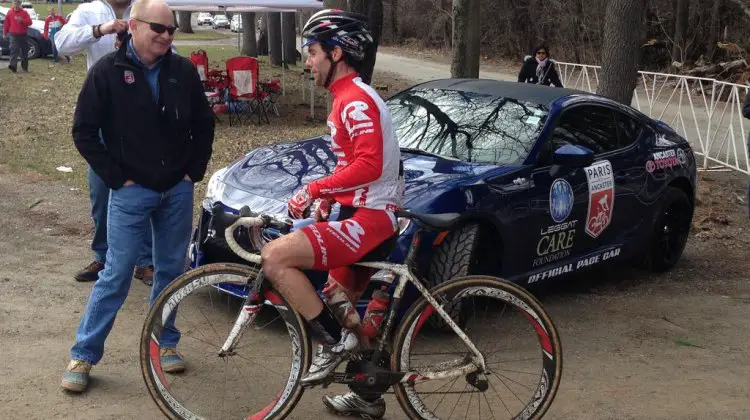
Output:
[88,167,152,266]
[72,180,194,364]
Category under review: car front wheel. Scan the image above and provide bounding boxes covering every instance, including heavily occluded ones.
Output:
[27,38,41,59]
[425,223,481,329]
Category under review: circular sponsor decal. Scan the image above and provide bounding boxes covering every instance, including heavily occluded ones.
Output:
[676,149,687,165]
[550,178,574,223]
[645,160,656,173]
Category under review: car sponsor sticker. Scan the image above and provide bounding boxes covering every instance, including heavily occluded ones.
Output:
[528,247,621,283]
[533,220,577,268]
[584,160,614,238]
[549,178,574,223]
[124,70,135,84]
[646,149,681,172]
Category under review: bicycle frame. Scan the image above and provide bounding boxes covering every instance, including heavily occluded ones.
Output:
[217,214,487,385]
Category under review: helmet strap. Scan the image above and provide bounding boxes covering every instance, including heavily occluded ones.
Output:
[323,51,339,89]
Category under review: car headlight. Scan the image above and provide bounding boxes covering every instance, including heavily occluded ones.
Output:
[204,167,228,209]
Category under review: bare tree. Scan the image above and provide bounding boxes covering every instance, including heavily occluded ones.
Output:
[359,0,383,84]
[268,12,283,66]
[671,0,689,64]
[282,12,297,66]
[597,0,648,105]
[705,0,723,60]
[241,12,257,57]
[177,11,193,34]
[450,0,480,78]
[390,0,399,42]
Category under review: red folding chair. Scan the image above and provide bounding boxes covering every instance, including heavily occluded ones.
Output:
[225,56,270,125]
[189,49,209,84]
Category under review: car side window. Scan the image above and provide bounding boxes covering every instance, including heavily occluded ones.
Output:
[537,105,620,166]
[612,110,643,148]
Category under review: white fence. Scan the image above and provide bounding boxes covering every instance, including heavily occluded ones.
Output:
[555,61,750,175]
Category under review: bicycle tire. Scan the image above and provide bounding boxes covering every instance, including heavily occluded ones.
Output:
[391,275,563,420]
[140,262,312,420]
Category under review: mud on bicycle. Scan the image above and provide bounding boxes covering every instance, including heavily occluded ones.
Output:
[140,203,563,419]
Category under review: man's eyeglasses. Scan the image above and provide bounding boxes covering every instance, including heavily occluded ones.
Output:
[135,18,177,35]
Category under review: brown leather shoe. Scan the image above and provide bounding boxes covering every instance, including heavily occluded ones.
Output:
[74,261,104,282]
[134,265,154,286]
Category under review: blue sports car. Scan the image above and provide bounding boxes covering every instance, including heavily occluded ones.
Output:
[189,78,697,315]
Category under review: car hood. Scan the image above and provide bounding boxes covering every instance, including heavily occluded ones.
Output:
[218,136,502,213]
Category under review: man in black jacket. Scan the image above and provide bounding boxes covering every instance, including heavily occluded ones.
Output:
[61,0,214,393]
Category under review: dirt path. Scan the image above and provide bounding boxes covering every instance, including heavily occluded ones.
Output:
[2,159,750,419]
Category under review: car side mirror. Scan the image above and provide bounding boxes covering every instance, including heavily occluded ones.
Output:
[552,144,594,168]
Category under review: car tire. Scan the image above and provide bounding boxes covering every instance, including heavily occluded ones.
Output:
[425,223,480,329]
[639,186,693,272]
[27,38,40,60]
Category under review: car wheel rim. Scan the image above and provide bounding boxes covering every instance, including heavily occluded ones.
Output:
[658,201,690,263]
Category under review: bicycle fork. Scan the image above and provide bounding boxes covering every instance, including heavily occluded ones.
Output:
[218,274,267,356]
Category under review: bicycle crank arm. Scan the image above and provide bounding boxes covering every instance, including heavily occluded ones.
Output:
[218,300,262,356]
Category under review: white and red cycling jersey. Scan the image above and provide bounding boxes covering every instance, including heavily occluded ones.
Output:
[300,73,405,294]
[307,73,404,211]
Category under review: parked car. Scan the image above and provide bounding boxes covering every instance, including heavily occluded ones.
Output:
[196,12,213,26]
[20,2,37,20]
[190,79,697,316]
[230,14,242,32]
[212,14,229,30]
[0,7,52,59]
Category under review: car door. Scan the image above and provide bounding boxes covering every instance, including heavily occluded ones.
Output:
[524,104,644,283]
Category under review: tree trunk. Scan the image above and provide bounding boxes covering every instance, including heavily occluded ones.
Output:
[348,0,366,13]
[359,0,383,85]
[258,15,268,56]
[597,0,648,105]
[450,0,480,78]
[241,13,257,57]
[390,0,399,43]
[671,0,689,64]
[268,12,283,66]
[282,12,297,66]
[178,11,193,34]
[324,0,347,9]
[706,0,723,60]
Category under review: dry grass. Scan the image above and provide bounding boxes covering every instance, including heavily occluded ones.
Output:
[0,46,412,208]
[173,30,231,41]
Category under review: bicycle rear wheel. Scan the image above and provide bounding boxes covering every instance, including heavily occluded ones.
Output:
[392,275,562,420]
[140,263,311,419]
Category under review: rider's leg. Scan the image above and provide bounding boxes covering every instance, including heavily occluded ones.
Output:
[260,230,341,339]
[261,229,359,383]
[323,265,387,418]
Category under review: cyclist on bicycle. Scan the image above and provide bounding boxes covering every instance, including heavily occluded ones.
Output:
[259,8,404,419]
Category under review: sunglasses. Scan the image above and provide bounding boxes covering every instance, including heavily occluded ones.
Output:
[536,51,547,55]
[135,18,177,35]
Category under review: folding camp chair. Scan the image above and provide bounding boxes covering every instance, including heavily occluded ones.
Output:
[225,56,270,125]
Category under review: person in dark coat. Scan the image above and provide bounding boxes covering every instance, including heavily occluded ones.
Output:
[743,88,750,218]
[518,44,563,87]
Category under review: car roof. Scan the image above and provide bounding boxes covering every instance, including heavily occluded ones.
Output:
[408,78,594,107]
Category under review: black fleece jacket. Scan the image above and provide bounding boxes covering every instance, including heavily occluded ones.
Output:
[72,36,215,192]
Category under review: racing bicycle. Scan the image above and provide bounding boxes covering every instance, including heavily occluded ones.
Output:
[140,203,563,419]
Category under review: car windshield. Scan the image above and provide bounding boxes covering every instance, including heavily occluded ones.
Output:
[388,88,549,165]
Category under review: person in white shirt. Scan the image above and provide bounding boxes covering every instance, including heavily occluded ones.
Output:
[56,0,156,286]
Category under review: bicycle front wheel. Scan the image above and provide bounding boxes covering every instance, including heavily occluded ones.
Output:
[392,275,563,420]
[140,263,311,419]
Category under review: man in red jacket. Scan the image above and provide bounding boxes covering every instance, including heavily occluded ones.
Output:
[2,0,33,72]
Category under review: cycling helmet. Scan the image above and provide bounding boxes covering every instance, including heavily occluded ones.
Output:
[302,9,373,61]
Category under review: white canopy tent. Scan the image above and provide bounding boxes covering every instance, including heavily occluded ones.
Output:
[166,0,325,115]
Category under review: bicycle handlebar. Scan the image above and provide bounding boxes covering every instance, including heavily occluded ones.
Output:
[209,202,293,264]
